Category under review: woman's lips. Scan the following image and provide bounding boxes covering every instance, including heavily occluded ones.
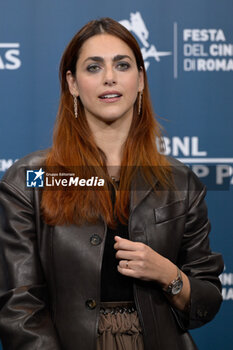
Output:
[98,91,122,103]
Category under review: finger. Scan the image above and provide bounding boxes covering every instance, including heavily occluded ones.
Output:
[118,260,130,269]
[114,236,135,250]
[117,265,135,277]
[115,250,139,260]
[114,236,142,251]
[117,264,150,281]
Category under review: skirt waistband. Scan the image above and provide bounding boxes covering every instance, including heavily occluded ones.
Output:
[99,301,135,315]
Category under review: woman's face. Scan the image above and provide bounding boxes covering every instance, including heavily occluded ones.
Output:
[66,34,144,124]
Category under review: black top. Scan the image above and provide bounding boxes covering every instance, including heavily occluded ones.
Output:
[100,182,134,301]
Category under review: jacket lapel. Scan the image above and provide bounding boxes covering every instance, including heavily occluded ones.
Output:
[130,169,158,213]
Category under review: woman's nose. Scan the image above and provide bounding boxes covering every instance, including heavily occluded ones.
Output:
[103,66,116,86]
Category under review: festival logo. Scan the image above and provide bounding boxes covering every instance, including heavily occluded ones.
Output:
[183,29,233,72]
[120,12,233,76]
[0,43,21,70]
[119,12,172,70]
[220,266,233,301]
[0,159,17,173]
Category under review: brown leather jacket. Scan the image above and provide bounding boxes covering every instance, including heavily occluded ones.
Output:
[0,150,223,350]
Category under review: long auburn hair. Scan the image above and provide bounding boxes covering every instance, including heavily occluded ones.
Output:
[41,17,172,227]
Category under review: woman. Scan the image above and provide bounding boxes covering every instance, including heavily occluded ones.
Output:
[0,18,223,350]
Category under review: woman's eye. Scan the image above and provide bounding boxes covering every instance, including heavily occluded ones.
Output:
[87,64,101,72]
[116,62,130,71]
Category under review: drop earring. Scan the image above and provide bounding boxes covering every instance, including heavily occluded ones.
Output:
[73,95,78,119]
[138,91,143,116]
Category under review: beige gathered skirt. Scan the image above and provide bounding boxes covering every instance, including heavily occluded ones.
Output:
[97,301,144,350]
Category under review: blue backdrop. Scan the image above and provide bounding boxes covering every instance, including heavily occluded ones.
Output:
[0,1,233,349]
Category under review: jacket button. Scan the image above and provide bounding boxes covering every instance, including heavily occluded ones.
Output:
[90,234,102,246]
[196,309,203,318]
[86,299,97,310]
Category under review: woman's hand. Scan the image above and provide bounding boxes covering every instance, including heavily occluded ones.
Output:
[114,236,191,311]
[114,236,176,284]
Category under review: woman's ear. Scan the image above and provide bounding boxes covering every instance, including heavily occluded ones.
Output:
[66,71,79,96]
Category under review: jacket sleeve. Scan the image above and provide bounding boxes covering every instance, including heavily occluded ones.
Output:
[0,179,62,350]
[174,171,224,330]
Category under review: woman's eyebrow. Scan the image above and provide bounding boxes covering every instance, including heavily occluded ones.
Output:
[84,55,133,63]
[113,55,132,62]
